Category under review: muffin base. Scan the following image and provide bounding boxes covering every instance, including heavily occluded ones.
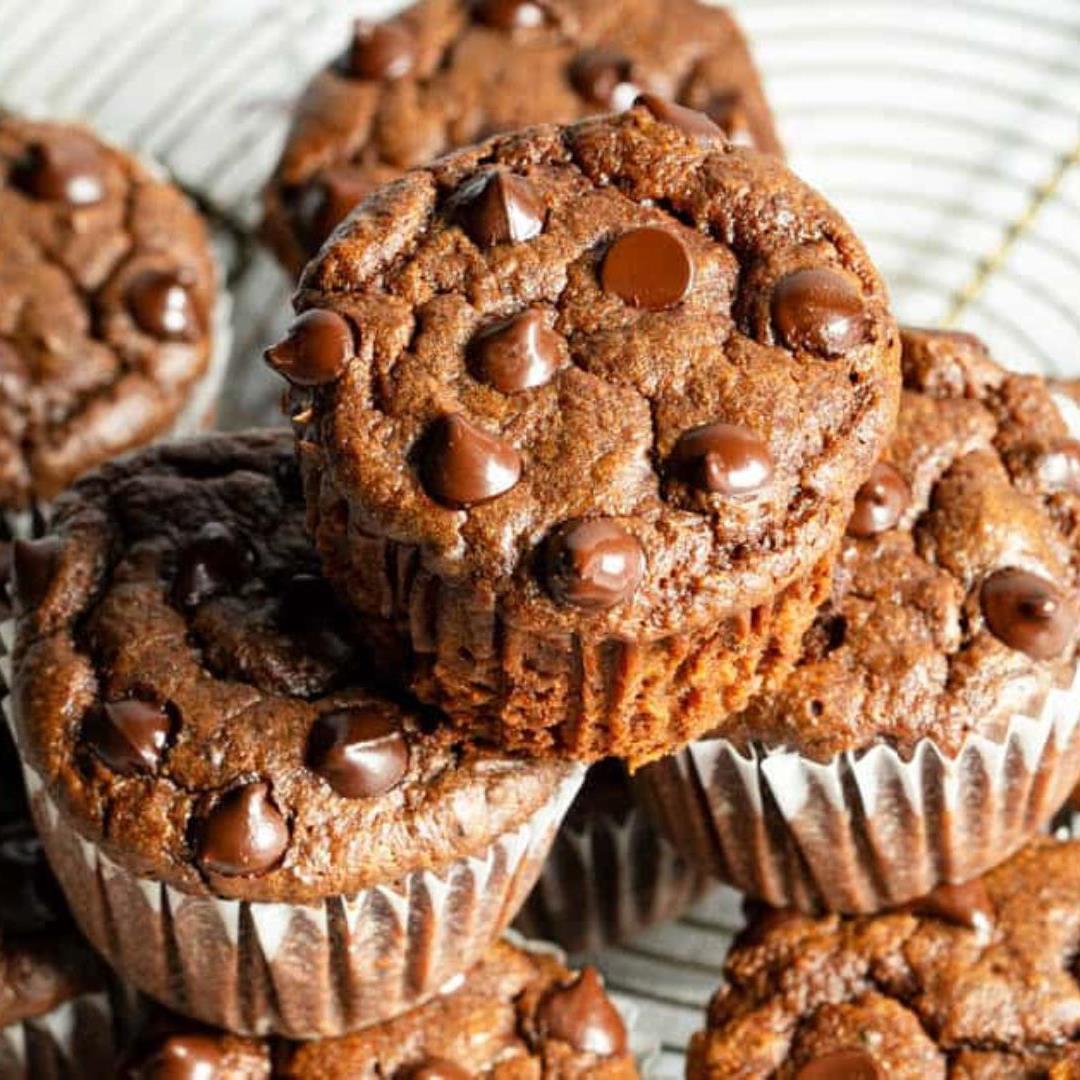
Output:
[0,992,117,1080]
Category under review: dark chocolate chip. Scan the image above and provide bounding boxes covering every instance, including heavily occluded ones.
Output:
[536,967,628,1056]
[292,168,374,252]
[1035,439,1080,495]
[12,536,62,613]
[456,169,545,247]
[981,568,1075,661]
[772,268,868,357]
[173,522,256,609]
[14,136,106,206]
[307,708,409,799]
[265,309,354,387]
[847,461,909,538]
[420,414,522,508]
[132,1033,226,1079]
[569,49,638,109]
[601,227,694,310]
[468,309,563,393]
[127,269,202,342]
[85,699,172,776]
[473,0,546,30]
[347,20,417,80]
[637,93,723,140]
[672,422,773,495]
[279,573,340,631]
[908,879,994,931]
[197,782,289,878]
[404,1060,471,1080]
[794,1050,884,1080]
[545,520,645,611]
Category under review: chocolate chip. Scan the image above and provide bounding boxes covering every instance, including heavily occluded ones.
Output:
[772,268,868,357]
[347,20,416,80]
[85,699,172,775]
[14,136,106,206]
[794,1050,883,1080]
[672,422,773,495]
[601,227,694,310]
[307,708,409,799]
[847,461,909,538]
[420,414,522,508]
[569,49,638,109]
[908,879,994,931]
[473,0,546,29]
[536,967,628,1056]
[545,520,645,611]
[173,522,256,609]
[127,269,202,342]
[292,168,374,252]
[0,823,62,933]
[197,782,289,878]
[279,573,340,631]
[265,309,354,387]
[1035,438,1080,495]
[404,1060,471,1080]
[12,536,62,613]
[637,93,723,141]
[981,568,1075,661]
[468,309,563,393]
[456,169,545,247]
[132,1033,225,1078]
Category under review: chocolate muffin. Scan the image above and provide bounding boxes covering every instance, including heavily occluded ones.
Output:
[641,328,1080,912]
[689,839,1080,1078]
[8,431,582,1038]
[272,100,900,765]
[0,115,221,538]
[123,939,636,1077]
[262,0,780,276]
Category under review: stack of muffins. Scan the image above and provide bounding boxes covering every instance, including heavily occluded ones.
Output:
[5,1,1080,1077]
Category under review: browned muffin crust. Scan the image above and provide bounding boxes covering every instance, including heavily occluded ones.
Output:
[722,328,1080,761]
[0,115,216,511]
[281,102,899,763]
[689,839,1080,1078]
[262,0,780,275]
[11,431,574,903]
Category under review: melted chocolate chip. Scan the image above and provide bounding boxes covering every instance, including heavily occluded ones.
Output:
[536,968,628,1056]
[14,136,106,206]
[292,168,374,252]
[420,414,522,508]
[847,461,909,538]
[1036,438,1080,495]
[456,169,545,247]
[672,422,773,495]
[981,568,1075,661]
[403,1058,471,1080]
[12,536,62,613]
[197,783,289,878]
[468,309,563,393]
[348,20,417,80]
[908,879,994,931]
[637,93,723,141]
[795,1049,883,1080]
[569,50,639,110]
[545,520,645,611]
[85,699,172,775]
[265,309,354,387]
[473,0,546,29]
[173,522,256,609]
[0,822,62,933]
[772,268,868,357]
[601,227,694,310]
[127,269,202,342]
[307,708,409,799]
[133,1033,225,1079]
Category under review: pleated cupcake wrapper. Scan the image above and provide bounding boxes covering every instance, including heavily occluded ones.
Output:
[0,992,117,1080]
[515,802,708,956]
[639,665,1080,914]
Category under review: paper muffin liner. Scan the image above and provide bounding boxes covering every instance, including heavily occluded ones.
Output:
[638,665,1080,914]
[0,992,117,1080]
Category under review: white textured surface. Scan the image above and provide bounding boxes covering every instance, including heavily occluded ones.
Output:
[3,1,1080,1073]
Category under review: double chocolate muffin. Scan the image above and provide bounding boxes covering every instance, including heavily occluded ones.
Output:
[263,0,781,275]
[271,100,900,765]
[9,431,581,1037]
[0,115,220,534]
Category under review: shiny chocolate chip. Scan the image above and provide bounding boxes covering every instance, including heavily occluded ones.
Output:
[85,699,172,775]
[347,20,417,80]
[637,93,723,141]
[14,136,106,206]
[132,1033,226,1079]
[569,49,638,110]
[772,268,868,358]
[672,422,773,495]
[265,309,354,387]
[536,967,628,1056]
[420,414,522,508]
[12,536,62,613]
[847,461,909,538]
[468,309,563,393]
[981,568,1075,661]
[292,168,374,252]
[172,522,256,609]
[473,0,546,29]
[307,708,409,799]
[456,169,545,247]
[545,520,644,611]
[601,227,694,310]
[908,879,994,931]
[795,1050,883,1080]
[127,269,202,342]
[197,782,289,878]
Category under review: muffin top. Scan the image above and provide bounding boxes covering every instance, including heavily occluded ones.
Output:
[690,838,1080,1078]
[11,432,576,903]
[723,328,1080,760]
[262,0,780,274]
[0,115,217,509]
[281,102,899,640]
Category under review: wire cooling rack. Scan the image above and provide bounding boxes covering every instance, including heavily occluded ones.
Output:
[4,1,1080,1073]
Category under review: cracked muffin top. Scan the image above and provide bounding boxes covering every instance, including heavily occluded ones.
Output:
[723,328,1080,761]
[278,101,899,644]
[0,115,217,511]
[689,839,1080,1079]
[10,431,575,903]
[262,0,780,275]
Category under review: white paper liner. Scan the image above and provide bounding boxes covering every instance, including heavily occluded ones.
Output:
[639,665,1080,914]
[0,992,116,1080]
